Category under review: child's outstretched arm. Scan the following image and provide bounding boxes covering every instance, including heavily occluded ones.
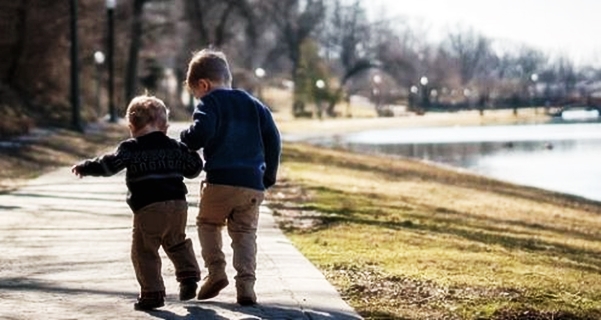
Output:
[71,165,84,178]
[71,144,128,178]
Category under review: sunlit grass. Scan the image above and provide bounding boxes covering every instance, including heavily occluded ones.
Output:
[269,142,601,319]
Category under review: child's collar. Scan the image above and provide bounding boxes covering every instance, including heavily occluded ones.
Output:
[131,125,165,138]
[209,84,231,92]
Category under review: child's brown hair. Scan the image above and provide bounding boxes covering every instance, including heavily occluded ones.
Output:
[126,95,169,132]
[185,49,232,91]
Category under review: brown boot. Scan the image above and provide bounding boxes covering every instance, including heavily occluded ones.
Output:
[197,270,229,300]
[236,281,256,306]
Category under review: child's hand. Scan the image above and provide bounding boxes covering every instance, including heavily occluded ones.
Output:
[71,165,83,178]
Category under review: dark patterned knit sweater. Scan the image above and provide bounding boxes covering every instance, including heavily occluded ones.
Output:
[74,131,203,211]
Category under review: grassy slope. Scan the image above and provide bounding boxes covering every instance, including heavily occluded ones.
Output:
[265,89,600,319]
[268,142,601,320]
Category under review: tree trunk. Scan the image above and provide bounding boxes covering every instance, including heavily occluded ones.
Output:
[125,0,146,103]
[6,2,27,85]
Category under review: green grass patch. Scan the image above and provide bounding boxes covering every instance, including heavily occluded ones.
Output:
[268,142,601,320]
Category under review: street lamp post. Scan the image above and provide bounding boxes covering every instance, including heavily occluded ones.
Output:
[106,0,117,122]
[315,79,325,119]
[371,74,383,115]
[69,0,82,131]
[94,51,105,118]
[530,73,539,114]
[420,76,429,109]
[254,67,265,101]
[463,88,472,110]
[372,74,382,108]
[409,85,418,111]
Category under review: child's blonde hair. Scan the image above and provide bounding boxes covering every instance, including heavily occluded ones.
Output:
[185,49,232,91]
[126,95,169,132]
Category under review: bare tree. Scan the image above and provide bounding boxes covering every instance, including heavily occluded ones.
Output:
[184,0,237,47]
[122,0,263,109]
[318,0,377,116]
[370,19,436,112]
[175,0,268,97]
[442,26,491,86]
[554,55,577,99]
[125,0,151,103]
[264,0,326,111]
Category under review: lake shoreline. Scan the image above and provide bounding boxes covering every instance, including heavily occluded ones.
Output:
[276,108,551,139]
[278,113,601,204]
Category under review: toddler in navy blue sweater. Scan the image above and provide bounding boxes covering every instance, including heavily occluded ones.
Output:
[180,49,281,305]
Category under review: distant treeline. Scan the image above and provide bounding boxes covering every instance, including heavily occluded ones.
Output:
[2,0,601,137]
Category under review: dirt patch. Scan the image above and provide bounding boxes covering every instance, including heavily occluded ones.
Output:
[268,178,326,231]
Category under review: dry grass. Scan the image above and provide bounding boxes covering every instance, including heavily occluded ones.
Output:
[266,87,601,318]
[268,143,601,320]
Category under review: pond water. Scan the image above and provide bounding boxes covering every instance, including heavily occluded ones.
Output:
[309,122,601,202]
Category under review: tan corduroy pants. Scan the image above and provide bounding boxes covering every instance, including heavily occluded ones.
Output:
[197,183,264,283]
[131,200,200,293]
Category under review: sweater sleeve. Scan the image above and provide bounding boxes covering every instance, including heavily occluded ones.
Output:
[180,142,203,179]
[74,143,128,177]
[260,107,281,189]
[180,101,218,151]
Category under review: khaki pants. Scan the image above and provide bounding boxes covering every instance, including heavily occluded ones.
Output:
[197,183,264,283]
[131,200,200,293]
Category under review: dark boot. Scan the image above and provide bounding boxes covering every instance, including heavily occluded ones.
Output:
[179,279,198,301]
[134,291,165,310]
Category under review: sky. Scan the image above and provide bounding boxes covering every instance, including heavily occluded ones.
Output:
[368,0,601,67]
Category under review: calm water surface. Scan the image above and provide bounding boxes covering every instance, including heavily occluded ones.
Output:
[311,122,601,202]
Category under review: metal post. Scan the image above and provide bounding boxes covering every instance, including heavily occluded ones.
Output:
[107,0,117,122]
[94,51,105,118]
[69,0,82,131]
[531,73,539,114]
[420,76,429,110]
[254,67,265,101]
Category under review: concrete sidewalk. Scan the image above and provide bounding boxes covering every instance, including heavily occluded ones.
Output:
[0,165,362,319]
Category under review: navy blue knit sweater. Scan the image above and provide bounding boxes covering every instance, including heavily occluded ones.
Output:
[74,131,203,211]
[180,89,281,190]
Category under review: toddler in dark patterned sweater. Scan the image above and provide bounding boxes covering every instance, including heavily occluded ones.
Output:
[72,95,202,310]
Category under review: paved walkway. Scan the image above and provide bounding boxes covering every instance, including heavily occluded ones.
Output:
[0,153,362,319]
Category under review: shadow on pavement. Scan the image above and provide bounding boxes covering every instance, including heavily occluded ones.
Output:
[141,303,361,320]
[0,205,21,211]
[142,307,230,320]
[2,278,358,319]
[0,277,134,298]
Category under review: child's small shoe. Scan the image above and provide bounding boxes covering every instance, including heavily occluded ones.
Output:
[197,276,229,300]
[134,291,165,311]
[179,279,198,301]
[236,281,257,306]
